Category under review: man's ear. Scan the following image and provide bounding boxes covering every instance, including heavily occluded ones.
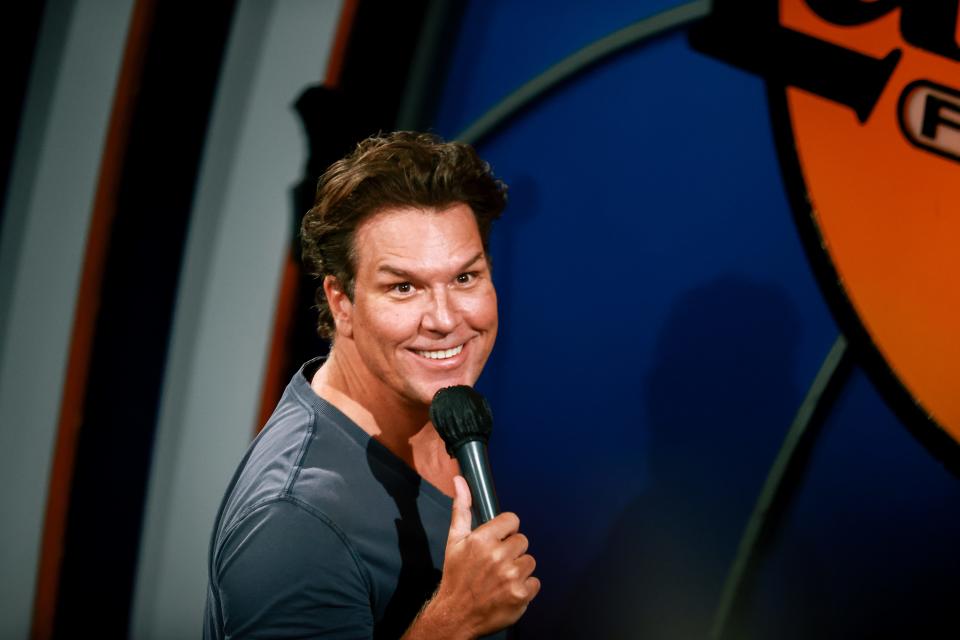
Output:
[323,275,353,338]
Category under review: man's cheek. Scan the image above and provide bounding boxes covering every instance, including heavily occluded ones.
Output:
[465,289,498,324]
[368,306,413,336]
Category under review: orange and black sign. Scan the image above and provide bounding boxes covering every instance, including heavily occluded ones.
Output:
[691,1,960,455]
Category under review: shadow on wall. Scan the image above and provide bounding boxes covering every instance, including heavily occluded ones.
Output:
[546,275,802,639]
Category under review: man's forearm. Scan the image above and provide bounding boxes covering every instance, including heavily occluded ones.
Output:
[401,593,476,640]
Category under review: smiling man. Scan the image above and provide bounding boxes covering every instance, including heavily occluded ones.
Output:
[204,132,539,639]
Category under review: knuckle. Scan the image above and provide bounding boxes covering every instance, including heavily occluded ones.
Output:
[510,584,528,602]
[514,533,529,551]
[493,512,519,532]
[527,577,542,598]
[522,553,537,574]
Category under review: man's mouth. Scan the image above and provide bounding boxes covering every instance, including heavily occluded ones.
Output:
[414,344,464,360]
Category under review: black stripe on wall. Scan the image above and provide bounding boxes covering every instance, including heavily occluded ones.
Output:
[52,2,237,636]
[0,0,48,241]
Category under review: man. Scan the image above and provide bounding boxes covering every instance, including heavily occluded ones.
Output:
[204,132,539,639]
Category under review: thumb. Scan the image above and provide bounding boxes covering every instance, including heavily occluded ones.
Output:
[448,475,473,543]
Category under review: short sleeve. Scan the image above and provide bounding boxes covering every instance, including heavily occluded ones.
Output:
[212,498,374,639]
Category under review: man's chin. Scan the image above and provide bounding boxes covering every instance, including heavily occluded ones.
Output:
[409,377,475,407]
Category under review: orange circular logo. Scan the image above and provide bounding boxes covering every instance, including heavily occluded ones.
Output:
[692,0,960,450]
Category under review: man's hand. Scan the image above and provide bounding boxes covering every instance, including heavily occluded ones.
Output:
[404,476,540,640]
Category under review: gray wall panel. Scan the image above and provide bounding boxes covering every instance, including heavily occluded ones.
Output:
[0,0,135,636]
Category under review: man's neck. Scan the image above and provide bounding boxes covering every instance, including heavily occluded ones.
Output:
[310,345,458,495]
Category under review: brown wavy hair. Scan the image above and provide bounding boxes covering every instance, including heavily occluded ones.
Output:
[301,131,508,339]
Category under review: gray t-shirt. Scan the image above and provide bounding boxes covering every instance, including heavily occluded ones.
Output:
[204,359,504,639]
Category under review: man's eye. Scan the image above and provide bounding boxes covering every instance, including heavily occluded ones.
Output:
[393,282,413,294]
[456,272,476,285]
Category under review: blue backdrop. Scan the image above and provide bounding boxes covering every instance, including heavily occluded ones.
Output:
[430,1,960,637]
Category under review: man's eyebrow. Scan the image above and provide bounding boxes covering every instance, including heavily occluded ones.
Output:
[458,251,485,271]
[377,264,414,279]
[376,252,486,279]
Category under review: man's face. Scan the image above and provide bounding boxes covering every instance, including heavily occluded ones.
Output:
[334,203,498,408]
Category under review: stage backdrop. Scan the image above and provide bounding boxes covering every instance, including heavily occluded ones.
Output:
[1,1,957,639]
[430,1,960,637]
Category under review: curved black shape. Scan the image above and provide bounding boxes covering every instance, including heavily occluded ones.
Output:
[689,0,901,124]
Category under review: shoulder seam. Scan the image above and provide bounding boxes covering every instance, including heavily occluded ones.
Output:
[282,389,317,495]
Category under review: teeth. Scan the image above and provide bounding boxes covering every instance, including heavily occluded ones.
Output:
[416,344,463,360]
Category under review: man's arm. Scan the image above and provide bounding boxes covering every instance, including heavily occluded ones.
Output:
[403,476,541,640]
[211,498,375,639]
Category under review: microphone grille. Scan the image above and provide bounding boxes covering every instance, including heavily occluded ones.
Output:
[430,385,493,457]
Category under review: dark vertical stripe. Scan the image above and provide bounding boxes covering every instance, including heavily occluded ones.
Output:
[324,0,359,87]
[396,0,467,131]
[0,0,48,239]
[49,2,237,637]
[31,2,157,638]
[255,0,360,434]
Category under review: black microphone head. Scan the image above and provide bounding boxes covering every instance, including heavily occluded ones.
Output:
[430,385,493,457]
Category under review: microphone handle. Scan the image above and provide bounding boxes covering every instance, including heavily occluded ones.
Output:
[455,439,500,525]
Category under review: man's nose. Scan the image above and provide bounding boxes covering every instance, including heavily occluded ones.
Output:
[422,288,459,333]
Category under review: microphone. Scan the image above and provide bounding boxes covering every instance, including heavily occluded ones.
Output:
[430,385,500,525]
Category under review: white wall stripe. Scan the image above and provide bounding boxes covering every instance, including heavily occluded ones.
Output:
[130,2,343,637]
